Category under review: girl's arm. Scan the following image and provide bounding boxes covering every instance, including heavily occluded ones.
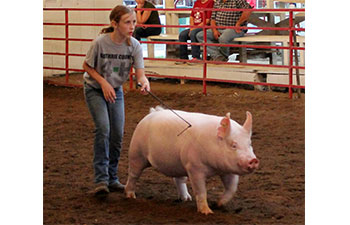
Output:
[83,61,116,103]
[136,5,152,25]
[135,68,150,94]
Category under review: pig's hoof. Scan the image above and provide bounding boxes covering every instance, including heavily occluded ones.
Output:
[211,202,229,212]
[180,193,192,202]
[125,191,136,199]
[198,207,214,215]
[174,194,192,203]
[216,198,230,208]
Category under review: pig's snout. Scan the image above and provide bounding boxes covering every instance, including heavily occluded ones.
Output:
[248,158,259,171]
[238,158,259,172]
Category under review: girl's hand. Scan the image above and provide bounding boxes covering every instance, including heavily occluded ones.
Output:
[101,80,116,103]
[139,81,150,95]
[135,69,150,95]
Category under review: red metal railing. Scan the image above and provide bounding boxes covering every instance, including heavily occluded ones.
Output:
[44,8,110,87]
[43,7,305,98]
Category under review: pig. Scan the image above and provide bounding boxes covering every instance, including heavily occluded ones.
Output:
[125,106,259,215]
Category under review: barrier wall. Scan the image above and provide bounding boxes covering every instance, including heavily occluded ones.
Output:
[43,7,305,98]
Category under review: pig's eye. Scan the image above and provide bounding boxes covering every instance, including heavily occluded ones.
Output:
[231,142,237,149]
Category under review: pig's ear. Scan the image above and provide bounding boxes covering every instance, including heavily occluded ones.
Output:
[243,111,252,135]
[217,113,231,140]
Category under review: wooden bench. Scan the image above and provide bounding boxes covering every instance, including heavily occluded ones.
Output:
[234,35,305,65]
[146,34,179,58]
[145,34,305,66]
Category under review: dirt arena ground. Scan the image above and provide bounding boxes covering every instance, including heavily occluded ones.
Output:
[44,79,304,224]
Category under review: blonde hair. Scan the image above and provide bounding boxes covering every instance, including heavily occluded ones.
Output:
[101,5,134,45]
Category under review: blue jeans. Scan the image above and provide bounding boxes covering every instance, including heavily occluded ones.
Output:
[84,82,125,185]
[178,28,202,59]
[196,29,245,58]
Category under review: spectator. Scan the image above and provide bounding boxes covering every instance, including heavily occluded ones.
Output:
[177,0,214,64]
[133,0,162,41]
[196,0,252,61]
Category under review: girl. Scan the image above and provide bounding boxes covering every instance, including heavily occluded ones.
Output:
[83,5,150,196]
[133,0,162,40]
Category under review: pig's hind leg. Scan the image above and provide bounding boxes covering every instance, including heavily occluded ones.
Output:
[217,174,239,207]
[173,176,192,201]
[125,153,151,199]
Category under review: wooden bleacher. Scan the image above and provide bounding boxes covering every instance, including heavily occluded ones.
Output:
[142,0,305,89]
[146,34,305,66]
[234,35,305,66]
[146,34,179,58]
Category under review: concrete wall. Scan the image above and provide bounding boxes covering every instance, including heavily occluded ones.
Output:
[43,0,123,76]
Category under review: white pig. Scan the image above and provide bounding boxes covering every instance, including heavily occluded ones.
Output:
[125,106,259,215]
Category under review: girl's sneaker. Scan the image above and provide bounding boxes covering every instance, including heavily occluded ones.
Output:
[93,182,109,197]
[108,181,125,192]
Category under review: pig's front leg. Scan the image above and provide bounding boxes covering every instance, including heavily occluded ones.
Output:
[173,177,192,201]
[217,174,239,207]
[187,170,213,215]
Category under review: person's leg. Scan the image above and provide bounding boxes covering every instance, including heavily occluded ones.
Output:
[144,27,162,36]
[84,83,110,186]
[107,86,125,188]
[134,27,162,41]
[218,29,245,58]
[189,28,202,59]
[133,27,146,41]
[196,29,219,59]
[179,29,190,59]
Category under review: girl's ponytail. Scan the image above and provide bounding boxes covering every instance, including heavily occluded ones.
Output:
[100,26,114,34]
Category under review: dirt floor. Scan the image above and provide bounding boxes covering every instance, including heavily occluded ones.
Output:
[43,79,305,225]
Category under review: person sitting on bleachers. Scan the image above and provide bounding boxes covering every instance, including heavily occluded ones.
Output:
[176,0,214,64]
[196,0,252,62]
[133,0,162,41]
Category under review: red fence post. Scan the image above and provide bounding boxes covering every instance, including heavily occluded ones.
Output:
[129,66,134,90]
[202,10,207,95]
[65,9,69,85]
[288,10,294,99]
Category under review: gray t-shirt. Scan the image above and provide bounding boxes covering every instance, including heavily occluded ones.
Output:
[83,34,144,88]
